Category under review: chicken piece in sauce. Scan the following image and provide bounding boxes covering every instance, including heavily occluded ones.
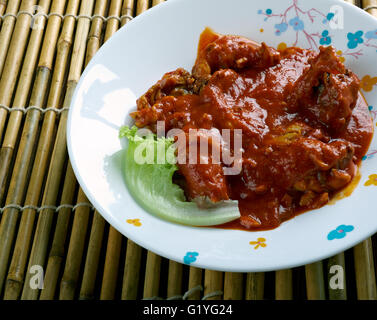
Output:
[131,28,373,231]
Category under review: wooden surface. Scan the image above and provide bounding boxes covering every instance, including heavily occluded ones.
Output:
[0,0,376,300]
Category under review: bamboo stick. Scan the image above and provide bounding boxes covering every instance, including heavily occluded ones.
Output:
[85,0,109,66]
[59,190,92,300]
[97,0,125,301]
[305,261,326,300]
[363,0,377,15]
[353,238,377,299]
[0,0,37,141]
[119,0,144,301]
[275,269,293,300]
[4,0,79,300]
[0,0,21,78]
[167,261,183,299]
[143,252,162,299]
[21,0,95,300]
[39,162,77,300]
[187,267,202,300]
[103,0,122,46]
[224,272,243,300]
[327,253,347,300]
[58,0,108,298]
[245,272,264,300]
[79,0,126,301]
[55,0,109,301]
[136,0,148,16]
[0,0,7,19]
[204,270,223,300]
[120,0,134,25]
[152,0,165,6]
[1,0,78,299]
[79,211,106,300]
[0,0,56,295]
[122,240,142,300]
[100,227,123,300]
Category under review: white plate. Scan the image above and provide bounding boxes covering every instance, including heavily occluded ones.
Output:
[67,0,377,272]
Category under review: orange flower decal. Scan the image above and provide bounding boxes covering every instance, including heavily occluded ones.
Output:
[364,174,377,187]
[360,75,377,92]
[249,237,267,249]
[127,219,142,227]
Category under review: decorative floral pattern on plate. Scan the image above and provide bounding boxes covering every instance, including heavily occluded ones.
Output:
[249,237,267,249]
[327,225,354,240]
[364,174,377,186]
[183,252,199,264]
[360,75,377,92]
[126,218,142,227]
[258,0,377,59]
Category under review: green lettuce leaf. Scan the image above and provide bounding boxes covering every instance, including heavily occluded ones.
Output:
[119,126,240,226]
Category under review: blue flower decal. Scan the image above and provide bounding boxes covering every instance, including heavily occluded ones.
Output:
[275,22,288,36]
[347,31,364,49]
[326,12,335,21]
[289,16,304,31]
[327,225,354,240]
[365,29,377,40]
[183,252,199,264]
[320,30,331,45]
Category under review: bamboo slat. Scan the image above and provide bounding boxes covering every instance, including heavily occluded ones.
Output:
[353,239,377,299]
[0,0,21,78]
[245,272,264,300]
[59,190,91,300]
[21,0,95,300]
[78,211,106,300]
[78,0,118,301]
[187,267,203,300]
[363,0,377,15]
[100,227,123,300]
[224,272,243,300]
[167,261,183,299]
[275,269,293,300]
[119,0,142,302]
[122,240,143,300]
[99,0,131,301]
[39,162,77,300]
[4,0,78,300]
[143,252,162,299]
[0,0,37,141]
[0,0,66,300]
[305,262,326,300]
[204,270,223,300]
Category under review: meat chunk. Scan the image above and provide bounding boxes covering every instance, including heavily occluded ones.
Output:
[192,33,280,85]
[288,46,360,133]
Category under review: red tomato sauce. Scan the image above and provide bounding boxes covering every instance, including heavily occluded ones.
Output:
[132,28,373,231]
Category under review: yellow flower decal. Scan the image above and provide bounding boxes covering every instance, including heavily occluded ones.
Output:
[249,237,267,249]
[336,50,345,63]
[277,42,287,51]
[127,218,142,227]
[360,75,377,92]
[364,174,377,187]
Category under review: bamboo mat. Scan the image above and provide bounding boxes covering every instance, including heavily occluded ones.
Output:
[0,0,376,301]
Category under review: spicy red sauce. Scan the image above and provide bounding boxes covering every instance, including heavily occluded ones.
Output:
[132,28,374,231]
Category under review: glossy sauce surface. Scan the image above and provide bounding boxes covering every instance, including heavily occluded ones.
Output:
[133,29,374,231]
